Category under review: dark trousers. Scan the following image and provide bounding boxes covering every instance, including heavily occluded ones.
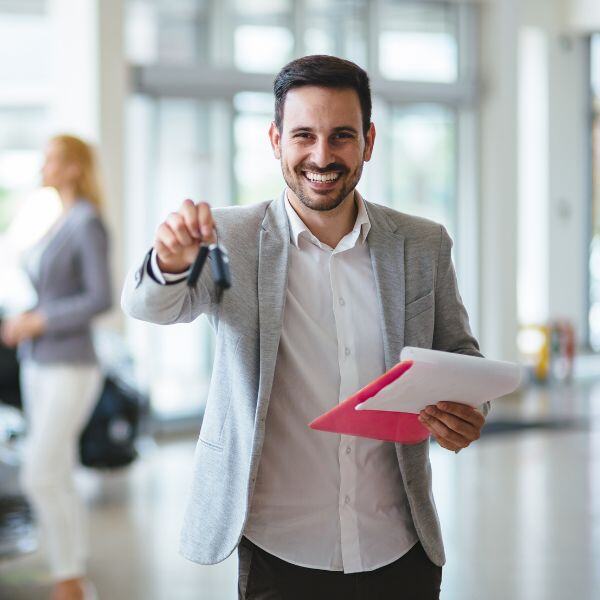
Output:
[238,537,442,600]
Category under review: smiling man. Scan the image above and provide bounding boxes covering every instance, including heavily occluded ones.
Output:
[122,55,485,600]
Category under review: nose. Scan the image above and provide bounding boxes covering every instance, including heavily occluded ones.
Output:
[310,136,335,169]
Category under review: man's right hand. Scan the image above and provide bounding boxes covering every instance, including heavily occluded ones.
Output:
[154,200,216,273]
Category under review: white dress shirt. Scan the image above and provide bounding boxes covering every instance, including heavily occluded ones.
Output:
[243,193,418,573]
[151,192,418,573]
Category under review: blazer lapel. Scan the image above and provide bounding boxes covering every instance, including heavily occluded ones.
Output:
[256,192,290,420]
[364,201,406,371]
[365,202,427,465]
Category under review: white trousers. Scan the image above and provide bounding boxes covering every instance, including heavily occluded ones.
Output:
[20,362,102,581]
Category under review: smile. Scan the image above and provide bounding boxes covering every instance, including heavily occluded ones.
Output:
[303,171,341,183]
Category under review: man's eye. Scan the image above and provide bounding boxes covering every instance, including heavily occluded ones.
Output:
[294,132,311,139]
[333,133,353,140]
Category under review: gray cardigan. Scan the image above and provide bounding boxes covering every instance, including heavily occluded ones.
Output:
[122,192,482,568]
[19,200,112,364]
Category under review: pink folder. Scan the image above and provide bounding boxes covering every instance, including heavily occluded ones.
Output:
[309,360,430,444]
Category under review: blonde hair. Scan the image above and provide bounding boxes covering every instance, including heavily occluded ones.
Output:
[50,134,104,210]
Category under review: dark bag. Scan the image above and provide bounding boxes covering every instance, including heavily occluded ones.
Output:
[0,329,21,409]
[79,376,141,469]
[0,403,37,559]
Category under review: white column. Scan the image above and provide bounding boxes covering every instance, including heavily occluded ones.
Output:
[518,0,590,345]
[97,0,127,330]
[47,0,99,138]
[547,35,588,342]
[47,0,126,330]
[517,27,550,326]
[478,0,520,360]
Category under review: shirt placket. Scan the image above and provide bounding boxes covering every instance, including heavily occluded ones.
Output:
[330,248,362,573]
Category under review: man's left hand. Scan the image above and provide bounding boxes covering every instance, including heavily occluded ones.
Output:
[418,402,485,453]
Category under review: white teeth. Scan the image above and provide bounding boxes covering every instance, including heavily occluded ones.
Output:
[304,171,340,183]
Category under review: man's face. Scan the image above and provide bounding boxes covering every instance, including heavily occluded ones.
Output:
[269,86,375,212]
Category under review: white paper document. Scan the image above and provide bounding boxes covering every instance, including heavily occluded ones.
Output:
[355,347,522,414]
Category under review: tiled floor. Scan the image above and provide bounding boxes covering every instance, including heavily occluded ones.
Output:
[1,380,600,600]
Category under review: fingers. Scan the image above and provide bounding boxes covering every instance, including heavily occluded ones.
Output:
[154,236,175,259]
[419,402,484,453]
[166,212,194,247]
[418,416,461,452]
[422,405,481,441]
[180,199,201,240]
[197,201,216,244]
[433,435,462,453]
[157,201,215,248]
[156,222,183,256]
[419,411,469,450]
[154,200,215,271]
[436,401,485,428]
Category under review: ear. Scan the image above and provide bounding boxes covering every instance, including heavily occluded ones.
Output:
[363,122,376,162]
[269,121,282,159]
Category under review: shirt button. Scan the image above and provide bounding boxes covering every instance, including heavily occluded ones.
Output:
[346,446,351,454]
[339,297,346,306]
[345,347,351,357]
[345,495,350,504]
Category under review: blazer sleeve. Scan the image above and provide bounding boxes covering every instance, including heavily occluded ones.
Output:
[433,226,490,416]
[40,217,113,333]
[120,247,217,325]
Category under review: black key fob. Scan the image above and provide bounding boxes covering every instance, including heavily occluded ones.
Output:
[209,244,231,296]
[186,241,231,303]
[186,245,209,288]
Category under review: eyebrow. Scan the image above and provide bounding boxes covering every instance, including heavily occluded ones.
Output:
[289,125,359,135]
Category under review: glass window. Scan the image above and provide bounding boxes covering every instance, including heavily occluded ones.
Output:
[125,97,218,419]
[0,7,51,92]
[153,98,211,215]
[234,25,294,73]
[304,0,368,67]
[234,92,282,205]
[0,3,53,313]
[0,106,55,315]
[233,0,293,73]
[0,107,48,232]
[126,0,211,65]
[378,1,458,83]
[387,104,456,235]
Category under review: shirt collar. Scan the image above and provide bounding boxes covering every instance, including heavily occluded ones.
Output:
[284,190,371,250]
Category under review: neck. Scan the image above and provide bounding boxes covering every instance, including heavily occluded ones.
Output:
[56,187,78,211]
[286,189,358,248]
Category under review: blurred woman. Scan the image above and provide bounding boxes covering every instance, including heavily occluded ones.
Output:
[1,135,112,600]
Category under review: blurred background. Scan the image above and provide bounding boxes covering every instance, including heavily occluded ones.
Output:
[0,0,599,598]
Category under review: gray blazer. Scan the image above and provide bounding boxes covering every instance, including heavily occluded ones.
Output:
[19,200,112,365]
[121,192,481,568]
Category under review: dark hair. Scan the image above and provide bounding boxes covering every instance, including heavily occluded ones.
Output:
[273,55,372,134]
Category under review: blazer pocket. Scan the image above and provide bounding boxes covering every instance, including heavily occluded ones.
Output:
[198,333,244,450]
[405,290,434,321]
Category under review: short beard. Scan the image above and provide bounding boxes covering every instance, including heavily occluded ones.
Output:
[281,162,364,212]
